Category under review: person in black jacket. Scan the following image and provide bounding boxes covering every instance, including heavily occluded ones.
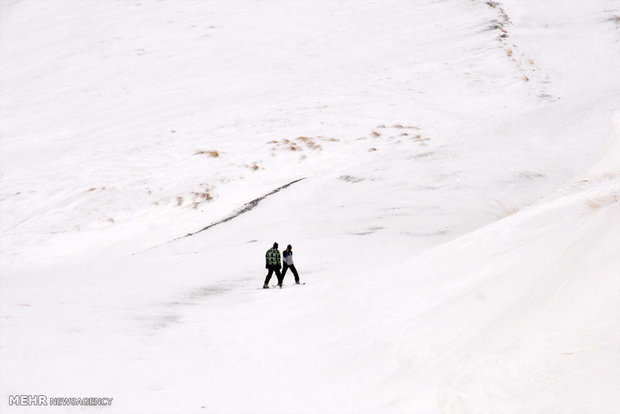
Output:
[263,242,282,289]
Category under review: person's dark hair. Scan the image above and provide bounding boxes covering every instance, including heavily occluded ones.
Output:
[287,244,292,250]
[273,242,278,248]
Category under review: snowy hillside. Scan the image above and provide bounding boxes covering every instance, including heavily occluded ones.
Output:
[1,0,619,413]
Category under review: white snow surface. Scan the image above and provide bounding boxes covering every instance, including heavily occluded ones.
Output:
[1,0,619,413]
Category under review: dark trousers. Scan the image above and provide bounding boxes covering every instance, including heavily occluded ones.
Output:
[282,263,299,283]
[264,267,282,286]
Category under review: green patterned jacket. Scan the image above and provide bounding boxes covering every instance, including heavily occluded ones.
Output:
[265,247,281,269]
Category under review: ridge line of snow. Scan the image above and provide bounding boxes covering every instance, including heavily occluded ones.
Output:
[394,114,620,268]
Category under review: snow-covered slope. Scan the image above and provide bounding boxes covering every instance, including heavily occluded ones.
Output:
[1,0,618,413]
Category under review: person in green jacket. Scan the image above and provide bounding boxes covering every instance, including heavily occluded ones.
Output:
[263,242,282,288]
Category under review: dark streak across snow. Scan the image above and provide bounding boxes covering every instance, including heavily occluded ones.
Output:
[183,177,306,238]
[143,178,306,251]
